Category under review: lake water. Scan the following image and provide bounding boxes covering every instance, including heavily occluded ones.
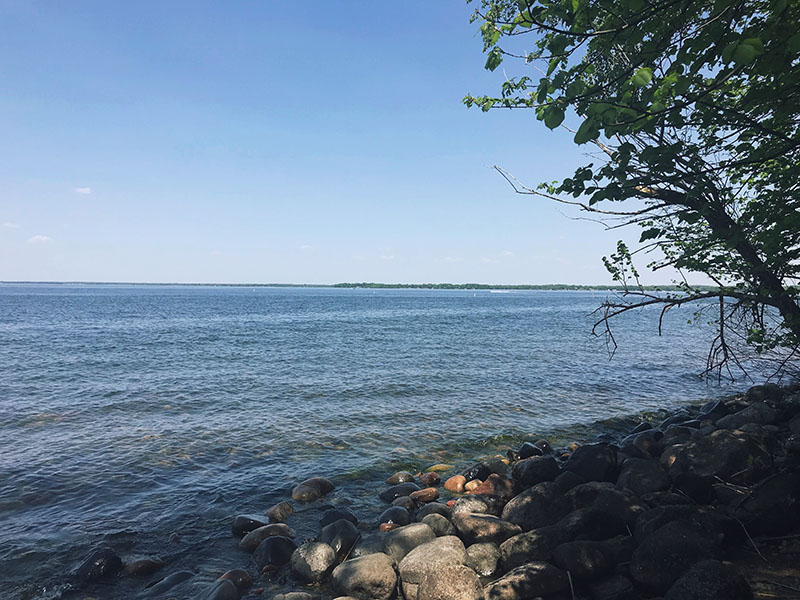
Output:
[0,284,746,599]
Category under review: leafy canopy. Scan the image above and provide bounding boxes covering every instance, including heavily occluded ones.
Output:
[465,0,800,378]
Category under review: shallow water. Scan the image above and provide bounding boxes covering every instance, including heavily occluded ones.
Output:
[0,284,746,598]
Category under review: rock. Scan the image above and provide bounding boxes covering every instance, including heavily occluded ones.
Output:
[379,482,421,503]
[565,482,644,526]
[588,574,636,600]
[427,463,453,472]
[552,540,615,580]
[350,533,386,558]
[382,523,436,562]
[318,519,361,562]
[253,536,297,571]
[273,594,317,600]
[467,473,516,500]
[620,429,664,459]
[484,561,570,599]
[553,470,585,492]
[498,525,572,571]
[500,482,569,531]
[519,442,543,459]
[730,472,800,535]
[633,505,732,544]
[291,541,337,582]
[661,429,766,480]
[665,559,753,600]
[386,471,415,485]
[198,579,238,600]
[142,571,193,596]
[511,455,559,488]
[564,443,619,483]
[392,495,416,511]
[451,494,503,516]
[219,569,252,593]
[398,535,467,584]
[321,507,358,528]
[466,542,499,577]
[418,564,483,600]
[660,408,693,428]
[556,507,627,541]
[292,477,335,503]
[422,513,456,536]
[451,512,522,545]
[380,522,400,532]
[629,520,718,593]
[266,501,294,523]
[535,440,554,454]
[73,547,123,585]
[462,459,505,482]
[700,399,731,421]
[239,523,296,552]
[123,558,165,576]
[631,421,653,434]
[747,383,783,402]
[616,458,670,496]
[419,472,441,487]
[331,552,398,600]
[232,515,268,537]
[414,502,452,521]
[464,479,483,492]
[640,491,693,507]
[444,475,467,493]
[410,487,439,503]
[378,506,410,527]
[716,401,778,429]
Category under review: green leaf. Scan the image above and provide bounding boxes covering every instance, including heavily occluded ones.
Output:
[485,48,503,71]
[543,105,565,129]
[574,118,599,144]
[631,67,653,88]
[732,38,764,65]
[787,32,800,54]
[639,228,662,242]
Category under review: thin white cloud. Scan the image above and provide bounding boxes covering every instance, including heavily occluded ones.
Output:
[481,257,499,264]
[379,254,395,261]
[443,256,463,263]
[74,187,92,195]
[299,244,313,251]
[2,222,21,229]
[27,235,53,244]
[500,250,515,257]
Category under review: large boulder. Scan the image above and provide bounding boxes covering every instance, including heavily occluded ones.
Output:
[418,564,483,600]
[451,512,522,545]
[73,547,123,585]
[231,515,268,537]
[484,561,570,600]
[292,477,335,503]
[664,559,753,600]
[500,482,570,531]
[198,579,238,600]
[382,523,436,562]
[716,401,778,429]
[318,519,361,562]
[466,542,499,577]
[616,458,670,496]
[380,482,421,503]
[290,541,337,583]
[552,540,616,580]
[451,494,504,516]
[397,535,467,585]
[421,513,455,536]
[661,429,766,481]
[379,506,411,527]
[253,536,297,571]
[321,507,359,527]
[498,525,572,571]
[563,443,619,483]
[511,456,559,488]
[331,553,398,600]
[239,523,296,552]
[350,533,386,558]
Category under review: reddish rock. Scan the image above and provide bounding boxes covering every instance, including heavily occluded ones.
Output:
[420,472,441,487]
[380,522,401,532]
[410,487,439,503]
[464,479,483,492]
[467,474,515,500]
[444,475,467,493]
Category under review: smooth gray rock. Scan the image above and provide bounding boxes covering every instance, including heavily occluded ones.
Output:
[552,540,615,580]
[331,553,398,600]
[253,535,297,571]
[498,525,571,571]
[350,532,386,558]
[398,535,467,584]
[290,541,337,583]
[484,561,569,599]
[716,401,778,429]
[292,477,335,503]
[563,443,619,483]
[465,542,499,577]
[421,513,455,536]
[418,564,482,600]
[511,455,559,487]
[318,518,360,562]
[500,482,569,531]
[451,512,521,545]
[616,458,670,496]
[451,494,503,516]
[382,523,436,562]
[198,579,238,600]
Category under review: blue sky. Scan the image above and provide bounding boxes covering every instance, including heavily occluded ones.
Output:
[0,1,663,285]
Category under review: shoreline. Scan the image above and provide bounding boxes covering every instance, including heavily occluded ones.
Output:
[61,383,800,600]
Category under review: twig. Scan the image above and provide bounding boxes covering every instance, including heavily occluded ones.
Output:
[738,519,768,563]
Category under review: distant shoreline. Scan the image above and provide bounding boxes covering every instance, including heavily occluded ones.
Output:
[0,281,705,291]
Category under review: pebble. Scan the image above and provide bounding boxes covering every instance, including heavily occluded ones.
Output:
[463,479,483,491]
[444,475,466,493]
[419,472,441,486]
[410,487,439,502]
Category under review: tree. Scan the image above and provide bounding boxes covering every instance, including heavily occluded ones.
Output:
[465,0,800,379]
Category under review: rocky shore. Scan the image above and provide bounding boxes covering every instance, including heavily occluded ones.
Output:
[69,384,800,599]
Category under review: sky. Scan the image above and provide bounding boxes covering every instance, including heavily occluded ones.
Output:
[0,1,672,285]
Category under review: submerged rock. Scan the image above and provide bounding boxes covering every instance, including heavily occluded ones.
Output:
[73,547,123,585]
[379,482,421,503]
[292,477,335,503]
[198,579,238,600]
[266,501,294,523]
[239,523,296,552]
[253,535,297,571]
[386,471,415,485]
[232,515,269,537]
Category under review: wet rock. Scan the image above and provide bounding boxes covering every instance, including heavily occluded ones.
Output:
[422,513,456,536]
[552,540,615,580]
[484,561,570,599]
[444,475,467,493]
[321,507,358,528]
[273,593,317,600]
[74,547,123,585]
[290,541,337,583]
[266,501,294,523]
[564,443,619,483]
[427,463,453,472]
[616,458,670,496]
[747,383,783,402]
[660,408,693,428]
[467,473,516,500]
[292,477,335,503]
[631,421,653,434]
[501,482,570,531]
[232,515,269,537]
[386,471,415,485]
[318,519,361,562]
[350,532,386,558]
[240,523,296,552]
[519,441,543,459]
[198,579,238,600]
[331,552,398,600]
[142,570,193,596]
[466,542,499,577]
[664,559,753,600]
[717,401,778,429]
[661,429,766,480]
[398,535,467,584]
[392,495,416,511]
[378,505,410,527]
[382,522,436,562]
[418,564,483,600]
[511,455,559,488]
[464,479,483,492]
[379,522,400,532]
[535,439,554,454]
[414,502,452,521]
[629,520,718,593]
[219,569,252,593]
[253,536,297,571]
[379,482,421,503]
[123,558,165,576]
[419,472,441,487]
[451,494,504,516]
[700,399,731,422]
[462,459,505,482]
[498,525,572,571]
[451,512,521,545]
[410,487,439,503]
[588,574,636,600]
